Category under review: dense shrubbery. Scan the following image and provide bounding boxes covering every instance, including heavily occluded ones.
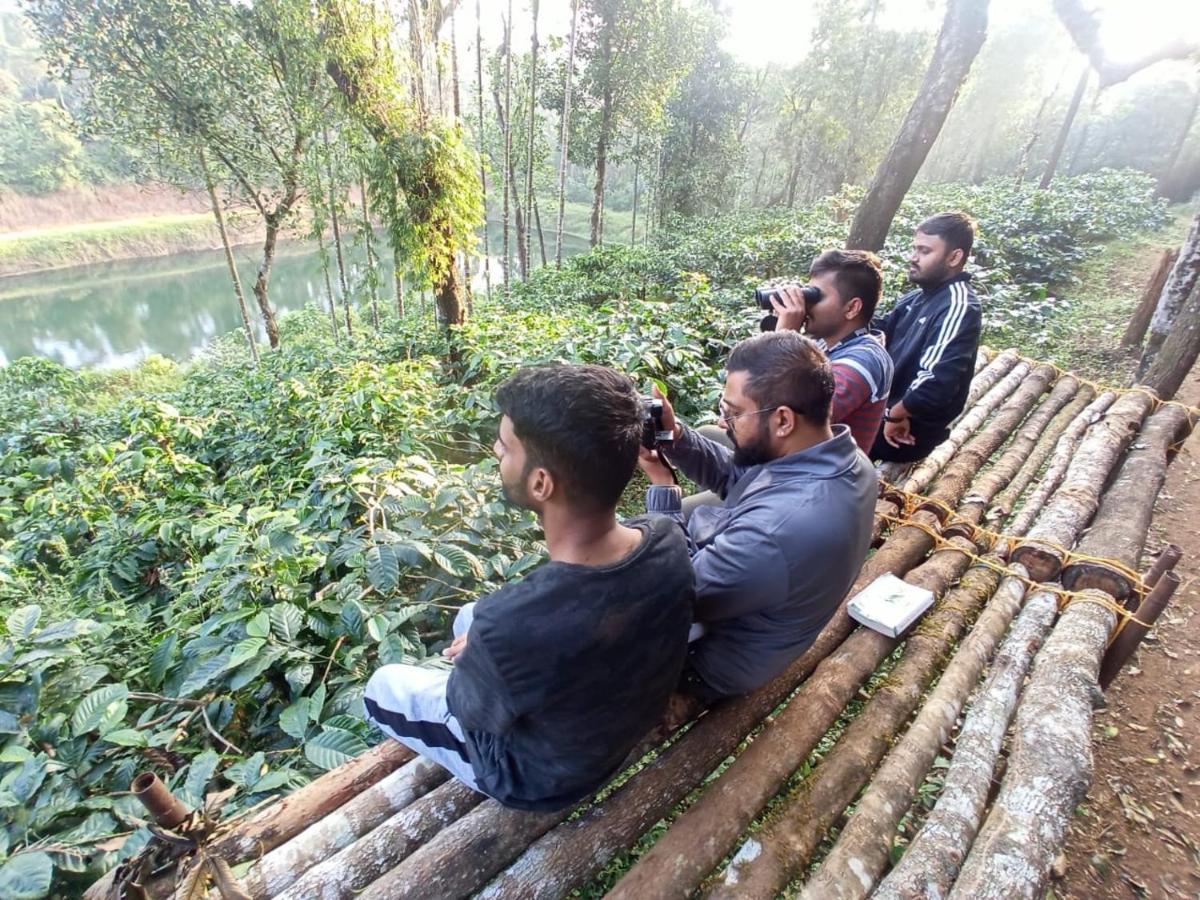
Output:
[0,171,1166,893]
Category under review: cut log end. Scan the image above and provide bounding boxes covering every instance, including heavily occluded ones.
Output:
[1010,540,1066,583]
[1060,561,1136,602]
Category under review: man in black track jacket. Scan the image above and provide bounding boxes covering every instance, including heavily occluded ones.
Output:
[870,212,983,463]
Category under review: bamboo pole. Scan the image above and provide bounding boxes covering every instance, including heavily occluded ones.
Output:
[271,780,484,900]
[1012,391,1156,581]
[1005,391,1117,536]
[241,757,449,898]
[901,361,1032,495]
[1061,404,1193,599]
[705,553,1003,899]
[872,586,1060,900]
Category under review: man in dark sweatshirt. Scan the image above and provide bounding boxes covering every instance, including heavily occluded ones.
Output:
[639,332,876,703]
[363,364,694,811]
[871,212,983,463]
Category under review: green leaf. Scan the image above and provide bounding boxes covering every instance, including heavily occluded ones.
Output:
[269,603,304,642]
[285,663,313,697]
[366,545,399,593]
[246,611,271,639]
[279,701,310,741]
[365,614,390,643]
[147,634,177,688]
[177,650,234,697]
[224,752,265,789]
[102,729,148,747]
[229,638,265,669]
[72,683,129,736]
[303,729,367,771]
[179,750,220,809]
[0,852,53,899]
[227,647,283,691]
[32,618,98,644]
[5,606,41,640]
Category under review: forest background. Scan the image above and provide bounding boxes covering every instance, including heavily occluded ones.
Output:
[1,0,1199,896]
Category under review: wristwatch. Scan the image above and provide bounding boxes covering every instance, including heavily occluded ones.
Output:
[882,413,907,423]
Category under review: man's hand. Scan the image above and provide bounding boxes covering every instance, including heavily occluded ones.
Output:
[649,384,680,438]
[443,633,468,661]
[883,415,916,448]
[770,285,809,333]
[638,446,676,486]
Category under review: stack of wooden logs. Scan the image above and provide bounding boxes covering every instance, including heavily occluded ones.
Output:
[87,348,1194,900]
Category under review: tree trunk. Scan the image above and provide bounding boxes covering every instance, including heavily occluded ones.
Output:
[393,245,406,318]
[630,132,640,245]
[524,0,539,273]
[322,131,351,336]
[590,26,613,247]
[1139,208,1200,374]
[493,87,529,277]
[272,780,484,900]
[318,226,341,344]
[555,0,580,267]
[1158,87,1200,194]
[1122,249,1179,347]
[434,251,467,326]
[1066,91,1099,175]
[1142,281,1200,400]
[502,0,513,291]
[474,0,492,302]
[359,177,380,332]
[1015,67,1067,182]
[252,219,283,349]
[846,0,988,251]
[243,759,449,898]
[1012,390,1154,581]
[199,149,258,364]
[1038,66,1089,190]
[531,190,548,267]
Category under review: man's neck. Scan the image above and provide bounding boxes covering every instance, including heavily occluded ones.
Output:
[540,506,643,567]
[821,320,867,350]
[775,423,836,459]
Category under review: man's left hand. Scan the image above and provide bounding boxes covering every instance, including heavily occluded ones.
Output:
[770,285,809,332]
[883,416,915,448]
[443,633,468,661]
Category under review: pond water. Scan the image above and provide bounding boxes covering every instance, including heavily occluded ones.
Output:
[0,228,591,369]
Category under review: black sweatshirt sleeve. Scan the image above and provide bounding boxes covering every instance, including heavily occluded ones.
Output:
[901,288,982,419]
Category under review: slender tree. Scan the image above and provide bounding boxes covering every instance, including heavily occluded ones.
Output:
[475,0,493,301]
[1159,85,1200,194]
[450,8,472,300]
[1038,66,1089,189]
[322,128,352,336]
[493,85,530,278]
[502,0,514,291]
[555,0,580,266]
[199,148,258,365]
[846,0,988,251]
[524,0,540,273]
[1140,208,1200,375]
[358,175,381,332]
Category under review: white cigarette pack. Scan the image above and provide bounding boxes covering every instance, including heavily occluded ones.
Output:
[847,573,936,638]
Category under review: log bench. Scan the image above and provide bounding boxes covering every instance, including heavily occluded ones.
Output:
[87,348,1196,900]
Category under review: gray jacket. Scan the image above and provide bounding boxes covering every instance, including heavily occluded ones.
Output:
[646,423,876,699]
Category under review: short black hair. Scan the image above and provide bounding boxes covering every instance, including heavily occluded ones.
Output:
[725,331,834,428]
[917,211,976,259]
[809,249,884,322]
[495,363,643,511]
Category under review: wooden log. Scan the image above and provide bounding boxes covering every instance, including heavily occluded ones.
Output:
[1122,248,1179,347]
[962,348,1021,413]
[987,385,1098,526]
[800,571,1030,900]
[1012,390,1155,581]
[241,757,449,898]
[1004,391,1116,537]
[607,539,980,900]
[1098,569,1181,689]
[872,588,1060,900]
[954,375,1080,528]
[923,364,1057,511]
[1061,404,1193,599]
[974,345,996,374]
[271,779,484,900]
[946,590,1114,900]
[707,556,1004,899]
[902,361,1032,495]
[209,740,413,865]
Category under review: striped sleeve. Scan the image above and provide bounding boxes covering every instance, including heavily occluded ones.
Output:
[902,281,981,418]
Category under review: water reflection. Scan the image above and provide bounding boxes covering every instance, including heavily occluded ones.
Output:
[0,229,588,369]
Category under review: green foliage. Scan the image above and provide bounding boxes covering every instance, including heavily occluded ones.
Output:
[0,98,82,194]
[0,171,1165,890]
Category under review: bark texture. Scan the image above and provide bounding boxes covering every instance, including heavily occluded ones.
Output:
[1140,208,1200,375]
[1142,276,1200,401]
[957,349,1019,418]
[1012,391,1154,580]
[555,0,579,266]
[1122,249,1178,347]
[846,0,988,250]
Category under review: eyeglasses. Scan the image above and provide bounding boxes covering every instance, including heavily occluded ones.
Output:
[717,400,775,426]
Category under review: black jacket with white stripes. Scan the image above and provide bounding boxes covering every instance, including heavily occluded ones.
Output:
[873,272,982,434]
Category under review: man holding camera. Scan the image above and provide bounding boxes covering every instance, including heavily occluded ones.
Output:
[870,212,983,463]
[765,249,894,454]
[364,364,695,810]
[639,332,876,703]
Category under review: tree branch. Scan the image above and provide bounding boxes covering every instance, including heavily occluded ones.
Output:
[1054,0,1199,87]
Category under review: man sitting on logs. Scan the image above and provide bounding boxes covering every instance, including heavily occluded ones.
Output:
[639,331,876,703]
[766,249,895,453]
[363,364,695,810]
[871,211,983,463]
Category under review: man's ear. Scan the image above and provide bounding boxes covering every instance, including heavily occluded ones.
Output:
[528,466,555,503]
[948,247,966,269]
[773,406,797,438]
[845,296,864,322]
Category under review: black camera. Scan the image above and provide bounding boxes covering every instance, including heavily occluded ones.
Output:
[756,283,821,331]
[641,397,674,451]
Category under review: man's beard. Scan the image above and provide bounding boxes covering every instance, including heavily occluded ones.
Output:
[909,259,952,289]
[730,419,775,468]
[500,463,535,509]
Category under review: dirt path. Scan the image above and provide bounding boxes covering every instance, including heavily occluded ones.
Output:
[1057,371,1200,898]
